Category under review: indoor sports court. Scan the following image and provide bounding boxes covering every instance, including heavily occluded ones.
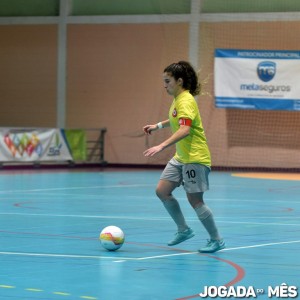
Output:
[0,169,299,299]
[0,0,300,299]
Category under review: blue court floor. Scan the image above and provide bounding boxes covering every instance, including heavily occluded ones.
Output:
[0,168,299,299]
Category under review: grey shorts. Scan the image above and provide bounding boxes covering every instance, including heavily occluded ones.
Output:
[160,157,210,193]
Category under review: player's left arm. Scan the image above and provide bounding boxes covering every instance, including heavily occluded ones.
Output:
[143,119,191,157]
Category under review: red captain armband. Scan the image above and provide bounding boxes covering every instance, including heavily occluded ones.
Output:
[179,118,192,126]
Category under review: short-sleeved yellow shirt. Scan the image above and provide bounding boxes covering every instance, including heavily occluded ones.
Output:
[169,90,211,167]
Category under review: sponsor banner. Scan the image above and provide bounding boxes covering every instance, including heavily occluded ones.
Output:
[214,49,300,110]
[0,128,73,162]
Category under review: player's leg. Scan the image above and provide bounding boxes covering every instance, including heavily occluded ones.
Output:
[186,192,221,240]
[156,179,189,232]
[186,192,225,253]
[156,159,194,246]
[183,163,225,253]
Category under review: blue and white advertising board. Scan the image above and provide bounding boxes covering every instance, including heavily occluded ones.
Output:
[214,49,300,110]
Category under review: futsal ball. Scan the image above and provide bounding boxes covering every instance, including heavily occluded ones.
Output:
[99,226,125,251]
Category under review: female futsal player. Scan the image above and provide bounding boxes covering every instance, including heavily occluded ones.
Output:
[143,61,225,253]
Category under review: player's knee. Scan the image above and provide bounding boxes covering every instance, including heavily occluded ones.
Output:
[155,187,164,200]
[155,187,170,201]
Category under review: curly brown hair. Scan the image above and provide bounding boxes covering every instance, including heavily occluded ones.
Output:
[163,61,201,96]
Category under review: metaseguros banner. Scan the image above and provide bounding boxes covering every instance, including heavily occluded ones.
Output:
[214,49,300,110]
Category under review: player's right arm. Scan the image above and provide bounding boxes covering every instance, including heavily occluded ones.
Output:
[143,119,169,135]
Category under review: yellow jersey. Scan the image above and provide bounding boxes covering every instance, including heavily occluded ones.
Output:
[169,90,211,166]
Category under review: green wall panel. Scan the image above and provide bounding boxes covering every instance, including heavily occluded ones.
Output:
[1,0,300,18]
[0,0,59,17]
[202,0,300,13]
[72,0,190,16]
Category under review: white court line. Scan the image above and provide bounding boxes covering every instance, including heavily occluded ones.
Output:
[220,240,300,252]
[0,251,133,260]
[218,220,300,226]
[0,184,155,194]
[114,240,300,262]
[1,192,300,204]
[0,212,171,221]
[1,182,297,195]
[113,252,196,263]
[1,190,300,204]
[0,240,299,262]
[1,212,300,225]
